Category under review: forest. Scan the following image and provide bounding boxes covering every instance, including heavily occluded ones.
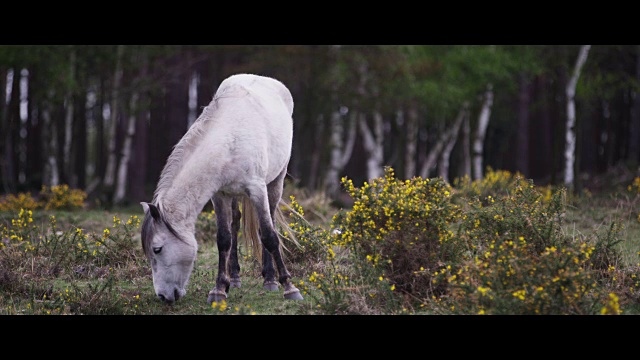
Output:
[1,45,639,204]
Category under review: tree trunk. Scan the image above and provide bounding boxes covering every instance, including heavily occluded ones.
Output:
[461,108,471,178]
[324,108,357,198]
[516,72,531,177]
[130,101,149,202]
[42,89,60,187]
[438,102,468,182]
[419,124,448,179]
[103,45,124,189]
[74,89,87,189]
[0,66,13,193]
[564,45,591,189]
[26,69,43,189]
[404,103,418,179]
[473,83,494,180]
[629,45,640,165]
[308,113,324,189]
[359,111,384,180]
[2,68,20,193]
[113,91,139,205]
[63,47,76,186]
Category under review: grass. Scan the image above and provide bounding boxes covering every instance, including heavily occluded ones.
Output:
[1,171,639,315]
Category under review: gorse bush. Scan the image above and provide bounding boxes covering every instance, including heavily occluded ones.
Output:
[453,167,521,202]
[287,168,639,315]
[334,168,463,308]
[0,192,40,211]
[289,167,465,313]
[40,185,87,210]
[452,167,586,206]
[0,185,87,211]
[433,176,633,314]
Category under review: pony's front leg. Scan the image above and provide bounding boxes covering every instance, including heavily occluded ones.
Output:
[229,198,242,288]
[208,197,233,304]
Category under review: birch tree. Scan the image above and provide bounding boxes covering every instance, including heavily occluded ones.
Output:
[0,67,17,193]
[324,108,357,198]
[113,91,138,204]
[563,45,591,189]
[103,45,124,189]
[419,111,466,179]
[62,46,76,186]
[114,49,148,205]
[461,107,471,177]
[322,45,357,197]
[472,84,494,180]
[439,102,468,182]
[359,110,384,180]
[404,104,419,179]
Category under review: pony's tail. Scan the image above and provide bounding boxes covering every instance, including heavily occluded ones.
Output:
[240,197,300,265]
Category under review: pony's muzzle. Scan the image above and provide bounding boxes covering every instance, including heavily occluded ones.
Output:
[158,289,182,305]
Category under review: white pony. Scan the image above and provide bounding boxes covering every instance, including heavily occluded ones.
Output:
[140,73,303,304]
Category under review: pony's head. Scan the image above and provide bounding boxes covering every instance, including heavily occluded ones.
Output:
[140,202,197,304]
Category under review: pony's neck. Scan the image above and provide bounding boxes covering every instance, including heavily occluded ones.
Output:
[157,178,217,232]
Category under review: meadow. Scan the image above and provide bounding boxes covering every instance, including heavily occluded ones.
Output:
[1,168,639,315]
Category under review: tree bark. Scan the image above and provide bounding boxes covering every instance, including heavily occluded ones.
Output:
[564,45,591,189]
[419,125,447,179]
[473,83,494,180]
[359,111,384,180]
[103,45,124,189]
[629,45,640,165]
[516,72,531,176]
[404,104,418,179]
[324,108,357,197]
[63,46,76,186]
[461,108,471,178]
[438,102,468,182]
[2,68,20,193]
[113,91,139,205]
[0,66,13,193]
[42,89,60,187]
[74,89,87,189]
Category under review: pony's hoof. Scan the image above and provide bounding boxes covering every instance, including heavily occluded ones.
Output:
[263,281,279,291]
[284,284,303,300]
[230,278,241,288]
[207,289,227,304]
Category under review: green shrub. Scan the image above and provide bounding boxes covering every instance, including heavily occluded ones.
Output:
[0,185,87,212]
[434,176,625,314]
[40,185,87,210]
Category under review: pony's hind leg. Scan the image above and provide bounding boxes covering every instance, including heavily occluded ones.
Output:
[261,245,278,291]
[207,196,234,304]
[229,197,242,288]
[262,168,303,300]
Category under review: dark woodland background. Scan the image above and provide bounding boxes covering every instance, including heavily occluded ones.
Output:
[1,45,638,207]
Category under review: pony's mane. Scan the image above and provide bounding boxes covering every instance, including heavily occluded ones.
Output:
[152,84,250,206]
[152,101,218,205]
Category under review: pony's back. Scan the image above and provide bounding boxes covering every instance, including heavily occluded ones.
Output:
[216,74,294,116]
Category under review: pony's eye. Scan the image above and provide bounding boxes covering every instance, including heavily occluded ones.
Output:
[153,247,162,254]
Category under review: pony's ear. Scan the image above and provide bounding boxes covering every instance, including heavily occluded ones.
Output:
[141,202,161,221]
